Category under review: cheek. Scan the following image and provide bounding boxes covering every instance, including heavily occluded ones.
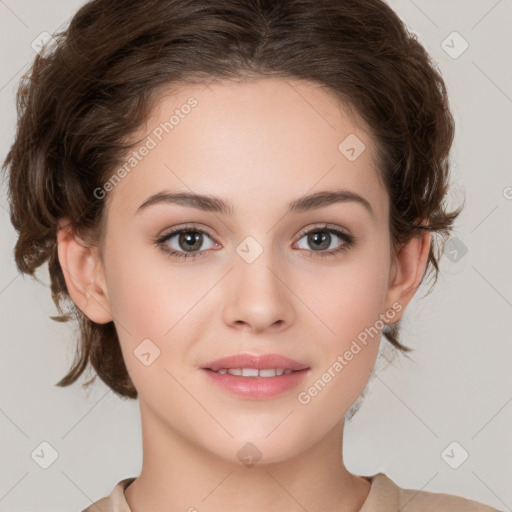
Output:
[296,250,390,345]
[102,245,212,381]
[104,239,199,335]
[295,248,390,393]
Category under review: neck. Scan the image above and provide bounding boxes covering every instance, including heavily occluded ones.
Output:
[124,399,371,512]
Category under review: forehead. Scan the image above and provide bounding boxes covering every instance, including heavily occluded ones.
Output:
[105,77,388,223]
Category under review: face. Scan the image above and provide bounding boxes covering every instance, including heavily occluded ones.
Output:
[60,77,424,465]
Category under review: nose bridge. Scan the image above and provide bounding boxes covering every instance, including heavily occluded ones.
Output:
[222,233,293,331]
[241,246,278,287]
[234,233,284,297]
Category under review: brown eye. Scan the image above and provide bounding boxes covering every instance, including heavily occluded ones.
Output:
[174,230,205,252]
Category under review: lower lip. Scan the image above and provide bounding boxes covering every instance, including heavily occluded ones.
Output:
[201,368,310,399]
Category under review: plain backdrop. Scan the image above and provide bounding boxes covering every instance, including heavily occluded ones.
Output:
[1,1,511,511]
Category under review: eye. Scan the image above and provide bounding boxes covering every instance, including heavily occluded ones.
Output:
[155,225,219,261]
[154,223,355,262]
[294,224,355,258]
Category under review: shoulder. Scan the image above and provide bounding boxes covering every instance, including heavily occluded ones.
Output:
[79,477,136,512]
[361,473,501,512]
[397,482,501,512]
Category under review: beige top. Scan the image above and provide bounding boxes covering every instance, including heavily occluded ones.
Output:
[81,473,500,512]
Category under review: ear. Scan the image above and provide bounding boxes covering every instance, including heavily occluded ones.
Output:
[56,217,113,324]
[384,228,431,322]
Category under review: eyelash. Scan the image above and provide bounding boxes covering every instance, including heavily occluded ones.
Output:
[154,223,355,261]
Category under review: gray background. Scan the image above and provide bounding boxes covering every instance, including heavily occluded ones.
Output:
[1,1,511,511]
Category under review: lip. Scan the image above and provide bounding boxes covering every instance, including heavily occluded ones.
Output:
[201,353,309,372]
[201,353,311,400]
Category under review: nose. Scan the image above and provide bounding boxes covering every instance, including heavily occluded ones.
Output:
[221,249,295,334]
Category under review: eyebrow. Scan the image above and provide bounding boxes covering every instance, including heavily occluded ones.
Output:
[136,188,375,218]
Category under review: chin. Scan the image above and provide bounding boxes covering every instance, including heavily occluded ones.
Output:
[205,432,311,468]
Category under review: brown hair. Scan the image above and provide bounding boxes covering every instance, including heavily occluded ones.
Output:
[2,0,462,399]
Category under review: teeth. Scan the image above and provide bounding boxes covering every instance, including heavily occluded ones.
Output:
[214,368,294,377]
[259,369,281,377]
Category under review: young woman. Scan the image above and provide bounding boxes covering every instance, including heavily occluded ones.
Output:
[3,0,500,511]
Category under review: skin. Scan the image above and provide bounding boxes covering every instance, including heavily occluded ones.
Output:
[57,77,430,512]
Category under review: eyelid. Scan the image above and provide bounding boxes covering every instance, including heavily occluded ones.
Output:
[155,223,219,244]
[295,222,352,239]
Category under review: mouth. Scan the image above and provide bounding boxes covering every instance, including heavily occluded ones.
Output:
[200,353,311,399]
[204,368,301,377]
[201,352,309,373]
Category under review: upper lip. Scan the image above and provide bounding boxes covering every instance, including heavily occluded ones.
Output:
[202,353,309,372]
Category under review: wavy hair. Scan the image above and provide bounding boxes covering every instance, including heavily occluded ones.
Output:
[2,0,462,399]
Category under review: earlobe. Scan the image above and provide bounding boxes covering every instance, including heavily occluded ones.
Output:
[56,218,113,324]
[384,229,431,320]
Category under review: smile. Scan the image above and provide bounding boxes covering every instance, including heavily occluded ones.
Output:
[209,368,295,377]
[202,367,310,399]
